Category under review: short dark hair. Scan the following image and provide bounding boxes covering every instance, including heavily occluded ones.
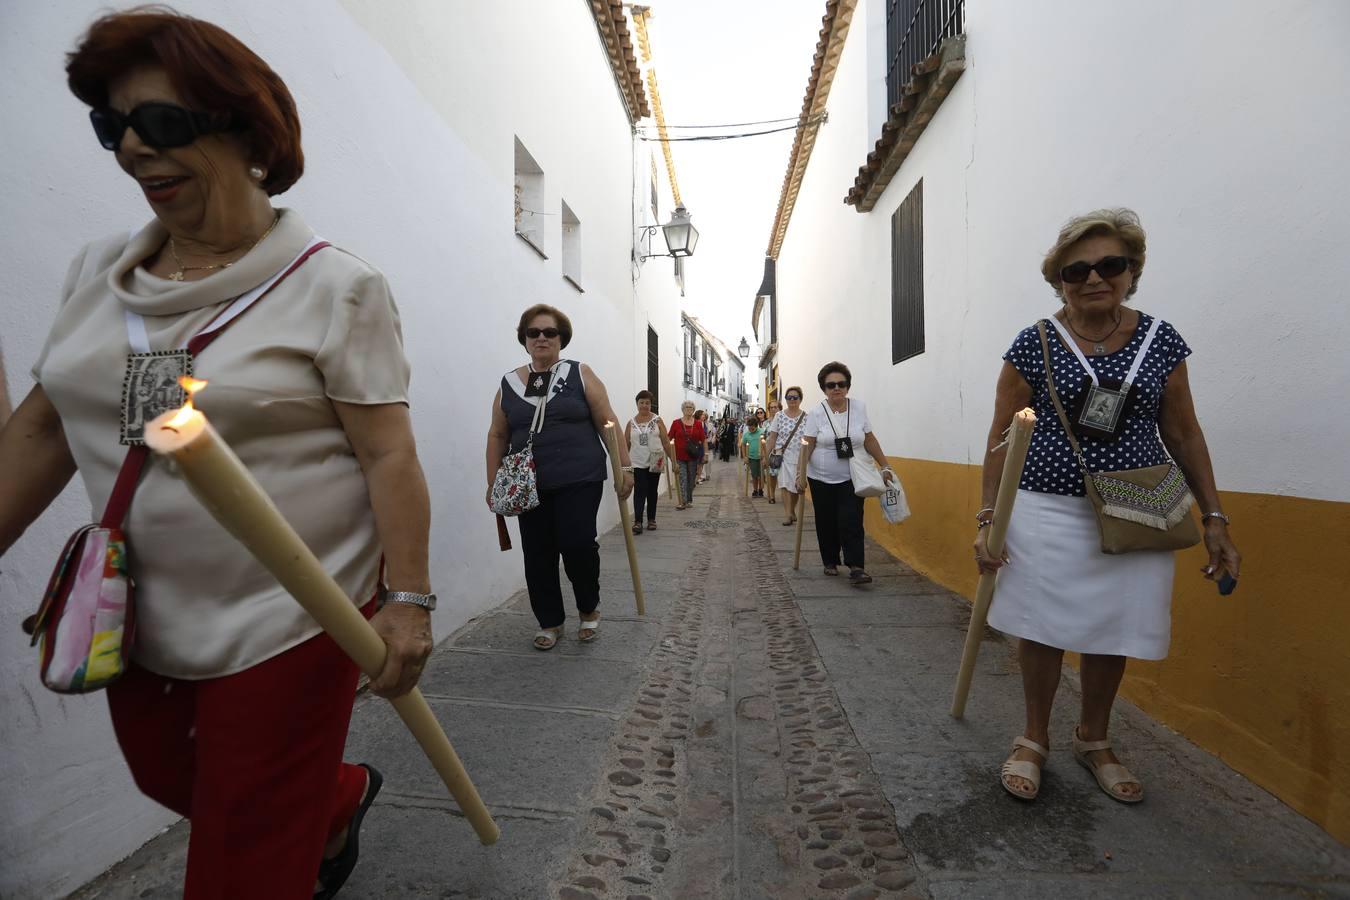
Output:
[817,362,852,390]
[516,304,573,349]
[635,389,653,403]
[747,417,760,430]
[66,8,304,196]
[784,385,804,400]
[694,410,705,420]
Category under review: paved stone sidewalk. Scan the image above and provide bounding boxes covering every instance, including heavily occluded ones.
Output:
[71,462,1349,899]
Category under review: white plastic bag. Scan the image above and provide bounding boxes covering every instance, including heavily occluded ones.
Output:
[880,480,910,525]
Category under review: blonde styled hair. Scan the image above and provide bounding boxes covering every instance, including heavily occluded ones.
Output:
[1041,208,1147,300]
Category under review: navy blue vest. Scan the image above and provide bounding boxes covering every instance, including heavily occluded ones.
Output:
[500,360,607,490]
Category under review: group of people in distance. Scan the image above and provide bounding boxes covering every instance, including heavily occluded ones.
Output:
[0,8,1244,899]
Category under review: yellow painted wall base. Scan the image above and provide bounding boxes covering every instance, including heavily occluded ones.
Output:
[865,456,1350,845]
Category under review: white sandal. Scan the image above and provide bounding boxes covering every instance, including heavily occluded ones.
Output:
[533,627,562,651]
[1000,736,1048,801]
[578,615,600,642]
[1073,728,1143,803]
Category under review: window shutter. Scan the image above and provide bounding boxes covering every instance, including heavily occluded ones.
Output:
[891,180,924,364]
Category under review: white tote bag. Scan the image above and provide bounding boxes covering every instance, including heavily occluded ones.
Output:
[848,455,887,498]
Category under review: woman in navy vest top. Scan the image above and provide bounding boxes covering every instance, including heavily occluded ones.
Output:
[486,305,633,650]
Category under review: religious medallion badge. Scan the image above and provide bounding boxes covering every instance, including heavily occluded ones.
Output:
[120,350,194,446]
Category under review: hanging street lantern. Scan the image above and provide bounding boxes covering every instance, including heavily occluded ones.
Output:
[640,206,700,259]
[738,337,750,358]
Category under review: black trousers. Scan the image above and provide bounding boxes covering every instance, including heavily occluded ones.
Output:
[807,477,866,569]
[633,467,661,522]
[518,481,603,628]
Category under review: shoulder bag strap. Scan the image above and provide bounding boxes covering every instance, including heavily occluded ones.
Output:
[784,411,806,448]
[1037,320,1091,479]
[100,239,331,528]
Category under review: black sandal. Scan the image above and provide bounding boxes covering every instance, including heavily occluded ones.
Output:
[315,763,383,900]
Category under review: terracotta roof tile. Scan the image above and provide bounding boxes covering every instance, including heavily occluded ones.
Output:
[765,0,858,260]
[844,36,966,211]
[590,0,651,120]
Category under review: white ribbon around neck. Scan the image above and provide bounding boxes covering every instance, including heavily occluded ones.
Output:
[1048,314,1161,388]
[123,236,326,354]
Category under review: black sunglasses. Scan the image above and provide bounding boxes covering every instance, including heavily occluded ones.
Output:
[785,394,801,401]
[525,327,561,339]
[823,380,849,390]
[1060,255,1133,284]
[90,102,228,151]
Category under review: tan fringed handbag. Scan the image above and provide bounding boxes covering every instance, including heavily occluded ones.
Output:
[1037,320,1201,555]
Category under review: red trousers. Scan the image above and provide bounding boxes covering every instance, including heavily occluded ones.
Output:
[108,608,373,900]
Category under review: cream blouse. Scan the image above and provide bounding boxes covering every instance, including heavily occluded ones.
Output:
[33,209,410,679]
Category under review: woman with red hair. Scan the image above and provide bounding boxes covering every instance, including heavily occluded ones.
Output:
[0,9,434,898]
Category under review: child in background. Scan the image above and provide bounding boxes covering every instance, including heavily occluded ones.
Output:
[742,416,765,497]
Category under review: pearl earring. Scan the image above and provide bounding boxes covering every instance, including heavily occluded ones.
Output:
[249,166,265,180]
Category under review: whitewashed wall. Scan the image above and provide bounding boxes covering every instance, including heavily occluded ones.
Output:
[777,0,1350,502]
[0,1,642,896]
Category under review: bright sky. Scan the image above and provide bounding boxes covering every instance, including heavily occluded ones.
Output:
[636,0,827,389]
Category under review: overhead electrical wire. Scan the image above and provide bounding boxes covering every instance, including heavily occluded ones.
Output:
[647,116,803,130]
[636,116,825,142]
[639,123,815,142]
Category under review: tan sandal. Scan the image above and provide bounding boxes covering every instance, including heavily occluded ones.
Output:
[1000,736,1048,801]
[1072,728,1143,803]
[578,615,600,643]
[533,627,563,651]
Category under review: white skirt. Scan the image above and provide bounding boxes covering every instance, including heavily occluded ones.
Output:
[777,447,802,494]
[987,490,1176,660]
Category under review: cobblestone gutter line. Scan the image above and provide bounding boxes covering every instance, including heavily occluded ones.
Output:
[549,511,716,900]
[740,508,924,899]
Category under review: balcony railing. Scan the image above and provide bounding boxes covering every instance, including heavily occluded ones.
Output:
[886,0,965,109]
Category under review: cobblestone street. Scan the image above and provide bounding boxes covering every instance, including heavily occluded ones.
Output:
[73,463,1350,899]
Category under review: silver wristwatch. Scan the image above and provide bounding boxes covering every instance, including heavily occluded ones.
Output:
[384,590,437,611]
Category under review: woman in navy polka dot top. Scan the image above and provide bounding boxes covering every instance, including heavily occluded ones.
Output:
[971,209,1242,806]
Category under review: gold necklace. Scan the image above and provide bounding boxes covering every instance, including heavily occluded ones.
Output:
[166,214,280,282]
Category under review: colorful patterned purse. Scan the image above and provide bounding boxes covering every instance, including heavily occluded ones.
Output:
[24,445,147,692]
[490,371,552,516]
[1038,321,1201,555]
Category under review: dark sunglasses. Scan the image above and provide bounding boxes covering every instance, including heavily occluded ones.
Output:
[785,395,801,401]
[90,102,229,151]
[1059,255,1133,284]
[823,380,849,390]
[525,327,561,339]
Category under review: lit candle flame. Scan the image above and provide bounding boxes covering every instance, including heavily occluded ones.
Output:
[163,376,209,430]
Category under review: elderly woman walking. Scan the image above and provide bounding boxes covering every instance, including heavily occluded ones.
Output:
[976,209,1241,804]
[1,10,434,897]
[625,390,670,534]
[487,305,632,650]
[766,387,807,525]
[668,400,706,509]
[762,400,782,501]
[797,363,896,584]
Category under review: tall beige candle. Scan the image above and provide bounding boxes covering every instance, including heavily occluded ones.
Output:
[950,408,1036,719]
[144,400,499,844]
[665,454,676,500]
[793,438,810,570]
[602,423,646,616]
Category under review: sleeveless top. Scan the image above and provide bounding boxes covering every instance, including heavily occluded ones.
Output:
[628,416,662,468]
[1003,311,1191,496]
[500,359,607,490]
